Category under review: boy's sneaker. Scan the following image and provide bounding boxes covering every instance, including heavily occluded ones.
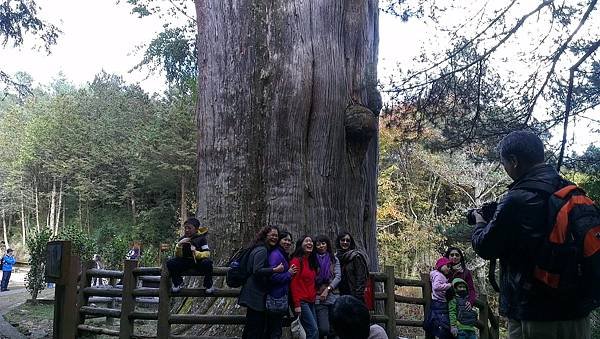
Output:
[171,284,182,293]
[205,286,216,294]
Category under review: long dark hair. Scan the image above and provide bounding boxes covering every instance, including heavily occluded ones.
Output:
[292,235,318,271]
[335,231,356,251]
[277,230,292,259]
[315,234,335,265]
[251,226,280,247]
[444,246,466,271]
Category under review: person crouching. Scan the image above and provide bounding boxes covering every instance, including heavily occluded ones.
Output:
[166,217,214,293]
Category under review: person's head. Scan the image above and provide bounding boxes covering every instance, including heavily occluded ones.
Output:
[278,230,293,253]
[444,246,466,270]
[6,248,13,255]
[252,225,280,248]
[315,234,334,256]
[293,235,314,256]
[336,231,356,252]
[292,235,319,270]
[93,254,101,261]
[331,295,370,339]
[498,131,545,180]
[183,217,201,237]
[435,257,452,275]
[452,278,469,297]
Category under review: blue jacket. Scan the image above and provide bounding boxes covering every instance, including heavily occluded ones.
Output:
[2,254,16,271]
[268,246,291,298]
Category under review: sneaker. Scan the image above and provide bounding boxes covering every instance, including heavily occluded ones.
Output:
[205,286,216,294]
[171,285,182,293]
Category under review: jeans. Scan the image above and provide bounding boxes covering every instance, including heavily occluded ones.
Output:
[242,307,267,339]
[508,316,591,339]
[300,302,319,339]
[1,270,11,291]
[265,311,284,339]
[458,329,477,339]
[166,257,213,288]
[316,303,333,338]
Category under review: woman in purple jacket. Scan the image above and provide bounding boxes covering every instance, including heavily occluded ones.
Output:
[265,230,297,339]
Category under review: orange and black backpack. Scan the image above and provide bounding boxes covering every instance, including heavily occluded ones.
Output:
[529,183,600,313]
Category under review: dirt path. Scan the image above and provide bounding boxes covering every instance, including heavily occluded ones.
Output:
[0,276,54,339]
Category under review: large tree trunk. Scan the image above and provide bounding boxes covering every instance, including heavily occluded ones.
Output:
[195,0,380,265]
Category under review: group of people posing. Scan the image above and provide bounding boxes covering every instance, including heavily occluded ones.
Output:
[425,247,478,339]
[166,219,385,339]
[237,226,383,339]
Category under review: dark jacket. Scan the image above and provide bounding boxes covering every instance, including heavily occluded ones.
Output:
[337,249,369,300]
[472,163,588,320]
[175,226,211,261]
[238,245,274,311]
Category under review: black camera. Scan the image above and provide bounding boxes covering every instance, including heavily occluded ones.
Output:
[466,201,498,225]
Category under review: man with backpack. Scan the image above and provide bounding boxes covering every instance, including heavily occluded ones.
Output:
[472,130,598,339]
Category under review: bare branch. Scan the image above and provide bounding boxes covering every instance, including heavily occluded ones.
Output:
[524,0,598,124]
[385,0,555,94]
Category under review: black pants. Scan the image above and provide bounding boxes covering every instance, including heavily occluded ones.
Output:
[166,257,213,288]
[242,307,267,339]
[265,310,284,339]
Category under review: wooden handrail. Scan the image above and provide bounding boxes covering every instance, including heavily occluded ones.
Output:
[74,261,499,339]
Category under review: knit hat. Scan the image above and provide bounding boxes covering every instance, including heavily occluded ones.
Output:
[435,257,452,270]
[452,278,468,290]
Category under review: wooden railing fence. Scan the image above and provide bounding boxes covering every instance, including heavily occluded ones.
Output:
[49,242,499,339]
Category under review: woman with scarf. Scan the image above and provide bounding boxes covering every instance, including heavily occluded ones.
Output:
[314,235,341,338]
[335,231,369,302]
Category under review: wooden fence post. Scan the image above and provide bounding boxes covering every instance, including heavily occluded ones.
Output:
[479,294,490,339]
[384,266,398,338]
[107,277,116,326]
[157,261,171,338]
[119,260,138,339]
[421,273,434,339]
[46,240,79,339]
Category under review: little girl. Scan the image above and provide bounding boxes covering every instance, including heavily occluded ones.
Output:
[424,257,453,339]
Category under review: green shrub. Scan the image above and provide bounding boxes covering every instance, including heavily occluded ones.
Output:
[25,228,52,302]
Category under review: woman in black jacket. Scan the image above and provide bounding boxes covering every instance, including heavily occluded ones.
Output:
[238,226,284,339]
[335,231,369,302]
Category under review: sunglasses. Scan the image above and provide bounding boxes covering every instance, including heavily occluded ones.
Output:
[449,253,461,257]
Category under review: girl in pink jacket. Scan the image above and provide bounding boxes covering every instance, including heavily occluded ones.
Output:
[424,257,453,339]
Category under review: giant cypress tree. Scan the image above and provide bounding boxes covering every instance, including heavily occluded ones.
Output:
[194,0,381,266]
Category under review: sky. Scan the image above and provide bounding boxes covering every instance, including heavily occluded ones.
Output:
[1,0,598,153]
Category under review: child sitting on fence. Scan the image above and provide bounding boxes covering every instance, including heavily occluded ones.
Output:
[449,278,478,339]
[166,217,214,293]
[423,257,453,339]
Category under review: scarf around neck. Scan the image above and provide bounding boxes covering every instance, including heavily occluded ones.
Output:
[316,252,331,284]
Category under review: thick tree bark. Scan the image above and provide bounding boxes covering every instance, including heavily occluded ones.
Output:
[195,0,380,266]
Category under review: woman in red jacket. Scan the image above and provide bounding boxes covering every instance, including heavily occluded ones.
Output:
[290,235,319,339]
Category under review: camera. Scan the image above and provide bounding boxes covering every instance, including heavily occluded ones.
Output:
[466,201,498,225]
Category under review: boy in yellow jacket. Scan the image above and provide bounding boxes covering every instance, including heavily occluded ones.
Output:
[166,217,214,293]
